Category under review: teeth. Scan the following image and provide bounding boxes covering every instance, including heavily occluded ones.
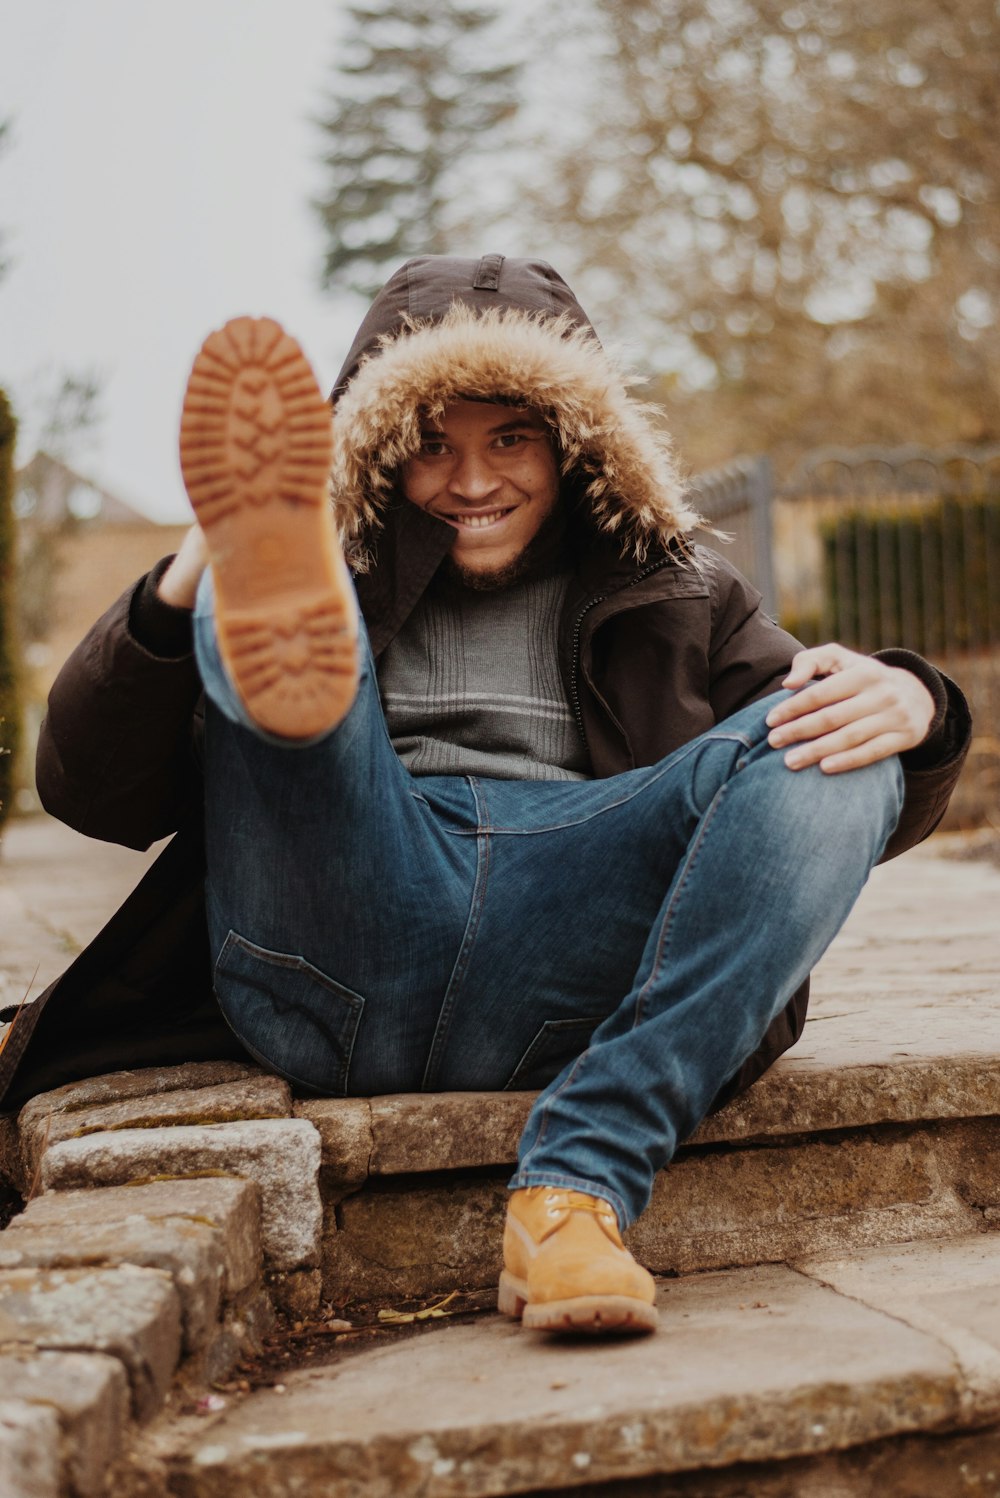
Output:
[451,510,508,528]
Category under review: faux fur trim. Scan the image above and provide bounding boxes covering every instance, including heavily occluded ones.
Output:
[330,306,700,568]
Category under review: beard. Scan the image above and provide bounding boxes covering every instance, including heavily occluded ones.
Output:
[440,504,569,592]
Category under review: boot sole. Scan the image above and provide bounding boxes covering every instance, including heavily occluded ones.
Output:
[179,315,357,739]
[498,1270,658,1335]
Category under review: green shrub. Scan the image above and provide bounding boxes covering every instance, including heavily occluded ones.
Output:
[0,391,20,829]
[816,493,1000,656]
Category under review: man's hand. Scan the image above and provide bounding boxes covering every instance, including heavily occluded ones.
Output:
[157,523,209,609]
[765,643,936,774]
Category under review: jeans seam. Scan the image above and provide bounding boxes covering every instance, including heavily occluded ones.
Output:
[456,732,753,836]
[421,778,491,1089]
[518,1044,591,1169]
[631,780,729,1030]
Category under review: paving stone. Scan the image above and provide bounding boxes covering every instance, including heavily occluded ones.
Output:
[520,1424,1000,1498]
[11,1176,262,1297]
[40,1119,321,1271]
[324,1177,508,1303]
[303,1054,1000,1186]
[320,1121,989,1305]
[629,1124,986,1275]
[166,1265,961,1498]
[0,1264,182,1422]
[18,1061,261,1130]
[693,1053,1000,1145]
[0,1350,129,1498]
[20,1074,292,1181]
[0,1213,226,1351]
[796,1233,1000,1422]
[292,1098,372,1187]
[0,1400,61,1498]
[368,1092,534,1176]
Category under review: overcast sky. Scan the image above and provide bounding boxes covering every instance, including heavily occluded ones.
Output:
[0,0,368,521]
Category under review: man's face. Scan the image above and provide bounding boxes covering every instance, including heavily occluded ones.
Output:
[400,399,560,582]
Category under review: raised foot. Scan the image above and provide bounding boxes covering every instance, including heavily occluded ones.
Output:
[179,315,358,739]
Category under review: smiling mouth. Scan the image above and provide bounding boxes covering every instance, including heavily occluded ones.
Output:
[445,508,514,530]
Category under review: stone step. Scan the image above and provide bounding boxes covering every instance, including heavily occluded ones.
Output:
[10,1043,1000,1317]
[163,1231,1000,1498]
[302,1040,1000,1307]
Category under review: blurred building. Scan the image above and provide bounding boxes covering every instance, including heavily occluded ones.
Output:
[14,452,188,808]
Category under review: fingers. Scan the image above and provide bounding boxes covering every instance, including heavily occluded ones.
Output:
[780,643,860,690]
[764,642,937,773]
[157,524,210,609]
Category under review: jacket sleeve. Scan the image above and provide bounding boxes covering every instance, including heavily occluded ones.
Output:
[705,552,972,862]
[36,558,205,850]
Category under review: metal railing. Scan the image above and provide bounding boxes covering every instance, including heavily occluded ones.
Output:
[692,445,1000,826]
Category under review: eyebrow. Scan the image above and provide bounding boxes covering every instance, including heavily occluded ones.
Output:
[419,416,541,437]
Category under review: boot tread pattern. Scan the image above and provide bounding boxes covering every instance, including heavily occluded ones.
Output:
[179,316,333,525]
[180,315,357,739]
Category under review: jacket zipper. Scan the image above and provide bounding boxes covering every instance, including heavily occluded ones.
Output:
[569,556,675,747]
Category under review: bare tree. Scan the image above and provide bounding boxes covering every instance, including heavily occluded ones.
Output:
[531,0,1000,466]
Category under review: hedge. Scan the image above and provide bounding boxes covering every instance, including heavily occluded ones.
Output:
[815,493,1000,656]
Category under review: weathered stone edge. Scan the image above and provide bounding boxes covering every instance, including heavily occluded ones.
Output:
[295,1053,1000,1184]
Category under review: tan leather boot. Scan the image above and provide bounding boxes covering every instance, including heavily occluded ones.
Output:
[498,1186,658,1334]
[180,316,358,740]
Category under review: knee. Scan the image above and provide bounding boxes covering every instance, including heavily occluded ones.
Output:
[790,752,905,866]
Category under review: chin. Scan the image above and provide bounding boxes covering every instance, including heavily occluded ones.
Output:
[444,553,528,591]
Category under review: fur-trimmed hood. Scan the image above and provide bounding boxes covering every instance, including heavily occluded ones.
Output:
[328,256,700,566]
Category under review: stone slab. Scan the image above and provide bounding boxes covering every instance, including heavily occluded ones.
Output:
[796,1233,1000,1422]
[298,1049,1000,1188]
[368,1093,533,1176]
[0,1400,61,1498]
[630,1120,991,1275]
[292,1098,372,1188]
[39,1119,321,1271]
[18,1061,262,1132]
[0,1350,129,1498]
[324,1177,509,1303]
[0,1264,181,1422]
[0,1213,226,1351]
[513,1423,1000,1498]
[320,1119,997,1305]
[11,1176,262,1296]
[692,1054,1000,1145]
[167,1264,961,1498]
[20,1074,292,1181]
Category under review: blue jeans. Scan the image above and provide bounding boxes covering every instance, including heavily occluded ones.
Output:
[194,574,904,1229]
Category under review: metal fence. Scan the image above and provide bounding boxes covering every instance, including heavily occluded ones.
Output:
[691,445,1000,828]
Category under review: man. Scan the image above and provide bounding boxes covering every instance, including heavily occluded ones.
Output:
[0,256,970,1336]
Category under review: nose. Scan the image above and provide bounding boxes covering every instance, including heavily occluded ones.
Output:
[447,450,503,504]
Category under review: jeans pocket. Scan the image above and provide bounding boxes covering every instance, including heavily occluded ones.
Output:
[503,1016,604,1092]
[213,930,365,1095]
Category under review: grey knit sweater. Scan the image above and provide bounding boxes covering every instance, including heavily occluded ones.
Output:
[376,571,591,781]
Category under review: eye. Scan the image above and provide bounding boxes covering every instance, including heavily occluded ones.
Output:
[495,432,526,450]
[419,437,449,457]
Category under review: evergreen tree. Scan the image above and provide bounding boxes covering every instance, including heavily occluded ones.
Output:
[315,0,521,296]
[0,393,20,833]
[0,119,10,282]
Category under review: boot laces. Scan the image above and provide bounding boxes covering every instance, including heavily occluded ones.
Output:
[544,1189,616,1220]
